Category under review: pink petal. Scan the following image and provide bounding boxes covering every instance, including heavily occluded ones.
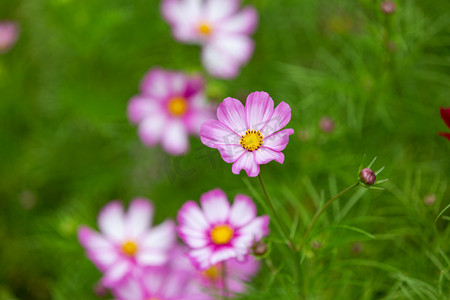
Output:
[201,42,243,79]
[138,114,167,147]
[136,251,168,266]
[114,277,144,300]
[87,249,119,271]
[217,144,246,163]
[161,119,189,155]
[218,7,258,35]
[200,188,230,224]
[127,96,159,124]
[217,97,247,135]
[231,151,260,177]
[167,72,188,96]
[204,0,240,21]
[178,225,209,248]
[254,147,285,164]
[98,201,126,242]
[140,220,176,250]
[233,216,269,249]
[207,34,254,65]
[78,226,113,250]
[245,91,274,131]
[177,201,210,231]
[261,101,292,136]
[140,68,172,99]
[188,247,213,270]
[102,261,131,287]
[125,198,154,239]
[200,119,240,148]
[263,128,294,151]
[210,247,238,265]
[0,22,19,53]
[161,0,202,42]
[229,195,256,228]
[227,256,260,278]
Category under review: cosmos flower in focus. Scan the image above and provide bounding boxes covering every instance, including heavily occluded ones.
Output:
[0,21,19,53]
[439,107,450,141]
[200,91,294,177]
[78,199,176,287]
[128,68,213,155]
[198,256,260,297]
[161,0,258,78]
[177,188,269,270]
[113,246,210,300]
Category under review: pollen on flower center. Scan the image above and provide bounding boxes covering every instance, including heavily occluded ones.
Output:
[201,264,221,281]
[122,240,138,256]
[240,130,263,151]
[210,225,233,245]
[197,22,212,35]
[167,97,188,116]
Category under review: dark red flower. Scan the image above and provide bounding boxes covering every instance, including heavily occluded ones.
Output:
[439,107,450,141]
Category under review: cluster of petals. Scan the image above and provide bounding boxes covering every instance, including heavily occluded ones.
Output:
[128,68,213,155]
[200,91,294,177]
[162,0,258,78]
[439,107,450,141]
[78,198,176,287]
[0,21,19,53]
[177,188,269,270]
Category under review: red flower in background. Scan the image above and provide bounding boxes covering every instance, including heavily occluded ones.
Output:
[439,107,450,141]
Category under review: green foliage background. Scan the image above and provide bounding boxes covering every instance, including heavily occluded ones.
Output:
[0,0,449,299]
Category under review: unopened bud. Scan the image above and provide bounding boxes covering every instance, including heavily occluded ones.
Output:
[360,168,376,185]
[380,1,396,15]
[252,241,268,256]
[319,116,335,133]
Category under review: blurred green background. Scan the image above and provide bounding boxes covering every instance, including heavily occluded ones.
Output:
[0,0,449,299]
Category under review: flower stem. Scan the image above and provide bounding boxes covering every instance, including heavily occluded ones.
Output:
[298,182,359,251]
[257,173,295,250]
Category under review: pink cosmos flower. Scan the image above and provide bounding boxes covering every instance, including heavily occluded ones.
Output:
[128,68,213,155]
[0,21,19,54]
[200,91,294,177]
[199,256,260,297]
[177,188,269,270]
[78,198,176,287]
[439,107,450,141]
[113,246,211,300]
[161,0,258,78]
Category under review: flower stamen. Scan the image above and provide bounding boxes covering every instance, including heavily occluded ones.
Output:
[121,240,138,256]
[167,97,188,116]
[240,130,263,151]
[210,225,233,245]
[197,22,212,35]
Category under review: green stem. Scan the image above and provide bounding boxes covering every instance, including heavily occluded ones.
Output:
[298,182,359,251]
[257,173,295,250]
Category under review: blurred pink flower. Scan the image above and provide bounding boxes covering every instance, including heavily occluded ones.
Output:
[177,188,269,270]
[200,91,294,177]
[113,246,210,300]
[198,256,260,297]
[78,198,176,287]
[0,21,19,53]
[161,0,258,78]
[128,68,213,155]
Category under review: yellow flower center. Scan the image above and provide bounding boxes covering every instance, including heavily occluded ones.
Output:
[197,22,212,35]
[121,240,138,256]
[240,130,263,151]
[201,264,221,281]
[167,97,187,117]
[210,225,233,245]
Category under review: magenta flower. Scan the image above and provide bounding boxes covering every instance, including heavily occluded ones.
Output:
[198,256,260,296]
[128,68,213,155]
[439,107,450,141]
[200,91,294,177]
[161,0,258,78]
[0,21,19,54]
[177,188,269,270]
[78,199,176,287]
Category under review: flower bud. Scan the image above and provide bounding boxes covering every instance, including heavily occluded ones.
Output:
[252,241,268,256]
[360,168,376,185]
[380,1,396,15]
[319,116,335,133]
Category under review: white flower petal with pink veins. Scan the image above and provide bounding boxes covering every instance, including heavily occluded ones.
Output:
[202,35,254,78]
[177,201,210,231]
[229,195,256,228]
[178,225,209,248]
[200,188,230,224]
[216,97,247,135]
[262,128,295,151]
[217,7,258,35]
[260,101,292,137]
[254,146,285,164]
[188,247,214,270]
[232,151,260,177]
[124,198,154,239]
[98,201,126,243]
[138,114,167,147]
[102,260,132,287]
[210,247,238,265]
[200,119,241,148]
[161,119,189,155]
[245,91,274,131]
[217,144,246,163]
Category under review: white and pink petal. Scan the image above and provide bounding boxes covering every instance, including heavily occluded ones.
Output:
[245,91,274,131]
[263,128,294,151]
[161,119,189,155]
[260,101,292,136]
[98,201,126,243]
[254,147,285,165]
[231,152,260,177]
[200,188,230,224]
[229,195,256,228]
[125,198,154,239]
[200,119,241,148]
